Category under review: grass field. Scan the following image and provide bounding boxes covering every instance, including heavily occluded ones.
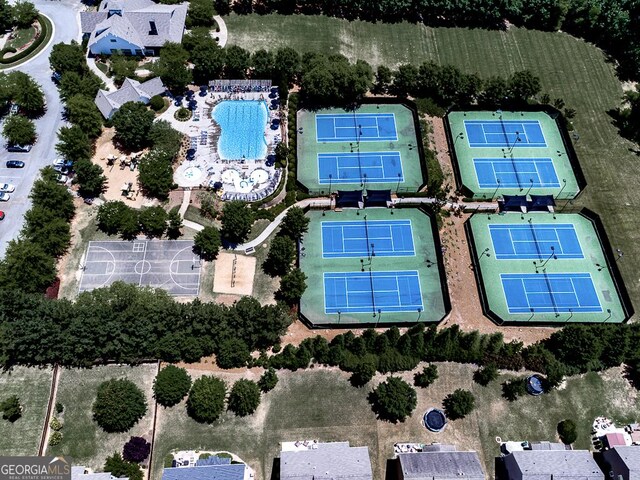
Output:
[150,364,640,480]
[47,364,158,470]
[226,15,640,316]
[0,366,52,455]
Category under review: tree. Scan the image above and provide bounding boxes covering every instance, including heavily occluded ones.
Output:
[92,378,147,433]
[30,170,75,221]
[139,206,168,238]
[478,76,509,106]
[109,55,138,85]
[74,159,107,197]
[557,419,577,444]
[216,338,250,369]
[138,150,174,199]
[508,70,541,103]
[474,363,499,386]
[111,101,155,150]
[190,34,226,83]
[369,376,416,423]
[350,356,377,387]
[414,364,438,388]
[276,268,307,305]
[0,396,22,422]
[153,365,192,407]
[258,367,278,392]
[502,378,527,401]
[0,0,12,31]
[49,41,87,75]
[22,207,71,257]
[193,226,222,261]
[12,1,38,28]
[9,71,45,115]
[58,71,104,101]
[224,45,251,78]
[155,42,192,92]
[263,236,295,277]
[228,379,261,416]
[55,125,92,163]
[187,0,215,27]
[97,201,130,235]
[279,206,309,240]
[0,239,56,294]
[220,201,253,245]
[273,47,300,85]
[149,120,183,159]
[119,207,141,240]
[186,376,226,423]
[104,453,143,480]
[443,389,475,420]
[122,436,151,463]
[166,209,183,240]
[250,49,274,79]
[373,65,393,94]
[65,94,103,138]
[149,95,165,111]
[2,114,36,145]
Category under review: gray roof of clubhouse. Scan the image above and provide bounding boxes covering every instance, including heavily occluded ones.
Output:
[398,450,485,480]
[605,446,640,477]
[94,77,164,118]
[281,442,372,480]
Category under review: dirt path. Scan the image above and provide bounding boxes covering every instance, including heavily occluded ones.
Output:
[38,365,60,455]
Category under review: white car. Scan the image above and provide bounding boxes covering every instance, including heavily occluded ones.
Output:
[56,174,69,184]
[0,192,10,201]
[0,184,15,193]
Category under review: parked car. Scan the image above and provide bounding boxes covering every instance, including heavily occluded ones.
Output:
[9,103,19,115]
[52,158,73,168]
[6,161,25,168]
[53,165,71,174]
[56,174,69,184]
[0,192,10,201]
[0,211,5,221]
[6,144,32,152]
[0,184,15,193]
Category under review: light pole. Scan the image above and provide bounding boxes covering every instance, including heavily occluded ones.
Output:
[528,308,535,322]
[509,131,522,154]
[417,307,422,322]
[396,173,402,193]
[567,308,573,323]
[328,174,332,197]
[604,309,612,322]
[479,248,491,260]
[525,178,534,196]
[376,309,382,327]
[556,178,567,201]
[337,310,342,325]
[616,249,624,262]
[491,178,501,201]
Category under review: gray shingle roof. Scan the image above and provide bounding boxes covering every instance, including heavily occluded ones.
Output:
[607,446,640,476]
[161,464,245,480]
[281,442,373,480]
[398,451,486,480]
[94,77,165,118]
[71,467,124,480]
[530,442,566,451]
[503,450,604,480]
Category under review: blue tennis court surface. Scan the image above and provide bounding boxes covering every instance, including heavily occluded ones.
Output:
[490,224,583,260]
[316,113,398,142]
[474,158,560,188]
[322,220,415,258]
[501,272,601,314]
[318,152,403,184]
[465,120,547,148]
[324,270,423,313]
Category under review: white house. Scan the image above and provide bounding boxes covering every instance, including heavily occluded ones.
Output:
[94,77,165,119]
[80,0,188,56]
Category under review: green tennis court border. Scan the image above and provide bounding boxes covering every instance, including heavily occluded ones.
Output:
[445,106,586,201]
[299,207,450,327]
[297,99,427,195]
[465,210,633,325]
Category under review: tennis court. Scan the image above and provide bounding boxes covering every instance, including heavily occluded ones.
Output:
[318,152,403,184]
[467,213,628,323]
[501,272,601,314]
[474,158,560,188]
[321,219,415,258]
[316,113,398,142]
[447,110,583,200]
[465,120,546,148]
[490,223,583,260]
[324,271,423,314]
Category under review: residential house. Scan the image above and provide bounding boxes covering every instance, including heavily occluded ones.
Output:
[94,76,165,119]
[397,444,486,480]
[71,466,126,480]
[602,446,640,480]
[280,441,373,480]
[80,0,188,56]
[162,457,246,480]
[501,449,604,480]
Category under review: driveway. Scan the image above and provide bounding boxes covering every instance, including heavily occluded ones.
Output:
[0,0,82,257]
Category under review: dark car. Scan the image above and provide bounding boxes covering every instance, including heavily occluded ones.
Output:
[6,144,32,152]
[0,211,4,221]
[6,160,25,168]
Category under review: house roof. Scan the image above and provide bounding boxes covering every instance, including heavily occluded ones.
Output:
[71,467,123,480]
[504,450,604,480]
[398,451,486,480]
[604,433,627,448]
[530,442,566,451]
[280,442,373,480]
[94,77,165,118]
[161,464,245,480]
[605,446,640,475]
[83,0,188,49]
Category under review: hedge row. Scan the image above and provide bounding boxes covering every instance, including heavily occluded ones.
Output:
[0,15,50,65]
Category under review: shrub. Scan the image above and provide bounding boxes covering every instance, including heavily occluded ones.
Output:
[174,107,191,121]
[443,389,475,420]
[227,379,261,416]
[149,95,165,111]
[368,376,417,423]
[258,368,278,392]
[414,364,438,388]
[502,378,527,402]
[48,431,62,446]
[558,419,578,444]
[49,417,63,431]
[123,436,151,463]
[216,338,250,369]
[92,379,147,432]
[0,396,22,422]
[474,363,499,386]
[187,376,226,423]
[349,356,377,387]
[153,365,192,407]
[104,453,143,480]
[55,402,63,414]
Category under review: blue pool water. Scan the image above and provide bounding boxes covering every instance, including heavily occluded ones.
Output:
[212,100,268,160]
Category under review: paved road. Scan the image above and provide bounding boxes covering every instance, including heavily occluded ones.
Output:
[0,0,81,257]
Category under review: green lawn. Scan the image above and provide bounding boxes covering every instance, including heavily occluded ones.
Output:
[0,366,53,455]
[6,26,36,50]
[226,14,640,314]
[150,364,640,479]
[47,364,158,471]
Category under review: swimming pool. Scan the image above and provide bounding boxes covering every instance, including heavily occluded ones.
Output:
[212,100,268,160]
